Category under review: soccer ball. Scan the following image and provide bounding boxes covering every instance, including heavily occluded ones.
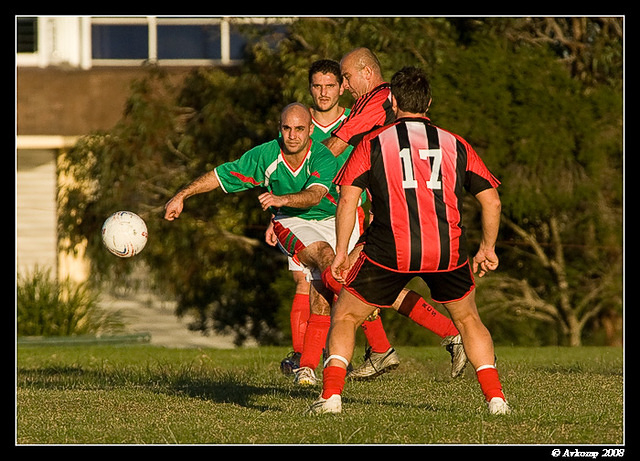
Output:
[101,211,148,258]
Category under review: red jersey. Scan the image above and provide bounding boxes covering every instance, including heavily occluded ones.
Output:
[335,116,500,273]
[332,83,394,146]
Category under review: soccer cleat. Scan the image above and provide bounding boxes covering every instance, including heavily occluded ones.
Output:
[307,394,342,414]
[346,347,400,380]
[280,351,301,375]
[487,397,511,415]
[294,366,317,386]
[441,334,468,378]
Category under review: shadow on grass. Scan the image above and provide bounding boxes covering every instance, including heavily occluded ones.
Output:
[17,364,318,412]
[17,363,439,414]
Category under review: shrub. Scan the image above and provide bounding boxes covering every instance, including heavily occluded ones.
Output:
[17,267,124,337]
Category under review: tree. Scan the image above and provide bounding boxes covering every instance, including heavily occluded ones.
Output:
[59,17,623,346]
[273,17,623,346]
[431,22,623,346]
[59,61,292,345]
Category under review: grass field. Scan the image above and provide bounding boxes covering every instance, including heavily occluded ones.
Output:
[16,344,623,446]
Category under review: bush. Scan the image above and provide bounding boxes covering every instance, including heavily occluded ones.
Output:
[17,267,124,337]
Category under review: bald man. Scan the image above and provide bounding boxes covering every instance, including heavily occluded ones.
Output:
[318,49,469,382]
[322,48,395,158]
[164,103,360,381]
[164,103,337,223]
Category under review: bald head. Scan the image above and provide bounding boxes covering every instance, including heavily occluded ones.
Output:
[341,47,382,76]
[280,103,314,156]
[281,102,312,125]
[340,47,385,99]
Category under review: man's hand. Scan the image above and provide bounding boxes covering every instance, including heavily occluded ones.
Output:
[331,250,351,284]
[264,220,278,246]
[472,246,499,277]
[164,195,184,221]
[258,192,285,211]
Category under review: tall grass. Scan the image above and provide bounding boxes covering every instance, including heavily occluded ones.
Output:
[16,267,124,337]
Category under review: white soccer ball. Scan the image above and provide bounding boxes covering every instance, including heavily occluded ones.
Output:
[101,211,148,258]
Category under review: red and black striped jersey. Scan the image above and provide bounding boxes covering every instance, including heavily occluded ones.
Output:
[335,116,500,273]
[332,83,394,147]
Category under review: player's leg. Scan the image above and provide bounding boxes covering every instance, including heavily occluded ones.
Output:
[443,289,495,372]
[290,269,311,353]
[309,288,378,413]
[434,265,509,415]
[293,241,335,385]
[309,254,406,414]
[321,245,399,379]
[393,288,466,377]
[443,290,509,414]
[393,288,459,338]
[280,267,310,375]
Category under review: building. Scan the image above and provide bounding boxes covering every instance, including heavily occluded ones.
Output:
[16,16,288,281]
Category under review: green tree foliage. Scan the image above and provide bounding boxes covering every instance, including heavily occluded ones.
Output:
[59,17,622,346]
[271,17,623,346]
[59,62,291,345]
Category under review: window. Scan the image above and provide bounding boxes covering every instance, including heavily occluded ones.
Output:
[157,24,222,60]
[15,16,290,68]
[92,24,149,59]
[16,17,38,53]
[90,17,290,66]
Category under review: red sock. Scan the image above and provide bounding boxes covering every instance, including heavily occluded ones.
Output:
[322,365,347,399]
[299,314,331,369]
[290,293,310,353]
[398,291,459,338]
[361,315,392,353]
[476,366,505,401]
[321,266,342,295]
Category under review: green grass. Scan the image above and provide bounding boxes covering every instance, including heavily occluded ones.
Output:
[16,345,623,445]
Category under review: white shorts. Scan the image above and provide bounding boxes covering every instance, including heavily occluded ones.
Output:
[274,214,360,281]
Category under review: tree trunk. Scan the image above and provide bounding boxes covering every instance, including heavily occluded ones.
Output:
[549,216,582,346]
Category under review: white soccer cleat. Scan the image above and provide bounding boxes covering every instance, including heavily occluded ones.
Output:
[293,366,317,386]
[308,394,342,414]
[346,347,400,380]
[441,334,468,378]
[487,397,511,415]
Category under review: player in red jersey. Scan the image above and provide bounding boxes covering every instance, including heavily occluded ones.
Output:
[310,66,510,415]
[321,48,467,380]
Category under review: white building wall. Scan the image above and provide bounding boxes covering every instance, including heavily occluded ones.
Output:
[16,149,58,277]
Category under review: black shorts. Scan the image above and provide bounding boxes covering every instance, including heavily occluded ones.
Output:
[344,252,475,306]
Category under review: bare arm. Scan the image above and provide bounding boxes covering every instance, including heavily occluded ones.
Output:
[472,187,502,277]
[258,185,328,212]
[322,136,350,158]
[331,184,362,282]
[164,170,221,221]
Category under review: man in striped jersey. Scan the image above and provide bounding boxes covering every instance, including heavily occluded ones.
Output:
[321,49,468,380]
[322,48,394,158]
[311,66,510,415]
[285,57,467,384]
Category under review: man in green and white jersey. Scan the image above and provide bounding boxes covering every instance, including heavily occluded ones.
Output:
[164,102,360,337]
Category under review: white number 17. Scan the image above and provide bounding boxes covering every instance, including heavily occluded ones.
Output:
[399,148,442,190]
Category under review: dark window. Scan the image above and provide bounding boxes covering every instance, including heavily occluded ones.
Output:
[92,24,149,59]
[157,24,221,59]
[17,17,38,53]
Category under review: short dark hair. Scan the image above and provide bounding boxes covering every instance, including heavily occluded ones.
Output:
[390,66,432,114]
[308,59,343,86]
